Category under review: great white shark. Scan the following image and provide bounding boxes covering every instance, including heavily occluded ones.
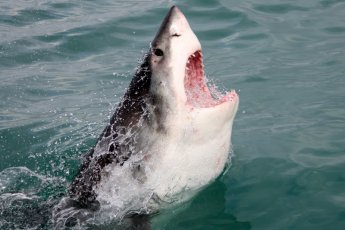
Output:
[54,5,239,228]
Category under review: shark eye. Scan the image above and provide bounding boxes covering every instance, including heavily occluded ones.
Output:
[154,48,164,57]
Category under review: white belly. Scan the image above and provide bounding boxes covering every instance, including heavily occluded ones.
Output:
[95,104,235,215]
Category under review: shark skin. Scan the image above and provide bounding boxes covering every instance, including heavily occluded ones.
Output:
[55,5,239,228]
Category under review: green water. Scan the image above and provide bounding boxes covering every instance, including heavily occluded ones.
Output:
[1,0,345,229]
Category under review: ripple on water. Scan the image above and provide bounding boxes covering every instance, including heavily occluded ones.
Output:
[253,3,308,14]
[0,167,66,229]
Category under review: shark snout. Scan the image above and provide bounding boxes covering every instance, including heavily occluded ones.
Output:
[165,6,190,36]
[152,6,195,47]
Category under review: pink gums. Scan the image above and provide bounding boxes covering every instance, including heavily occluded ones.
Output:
[184,51,235,108]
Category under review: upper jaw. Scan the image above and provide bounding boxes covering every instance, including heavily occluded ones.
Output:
[149,6,202,102]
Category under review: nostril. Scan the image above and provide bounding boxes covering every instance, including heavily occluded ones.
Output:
[172,33,181,37]
[154,48,164,57]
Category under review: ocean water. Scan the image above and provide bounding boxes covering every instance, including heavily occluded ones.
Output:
[1,0,345,229]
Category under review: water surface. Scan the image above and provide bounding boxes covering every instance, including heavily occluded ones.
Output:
[1,0,345,229]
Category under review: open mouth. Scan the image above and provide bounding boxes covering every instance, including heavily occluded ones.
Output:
[184,51,233,108]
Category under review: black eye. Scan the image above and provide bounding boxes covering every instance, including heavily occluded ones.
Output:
[172,33,181,37]
[154,48,164,57]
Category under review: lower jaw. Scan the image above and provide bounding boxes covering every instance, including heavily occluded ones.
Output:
[184,90,238,109]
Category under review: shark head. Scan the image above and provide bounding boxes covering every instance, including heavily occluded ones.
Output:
[148,6,238,129]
